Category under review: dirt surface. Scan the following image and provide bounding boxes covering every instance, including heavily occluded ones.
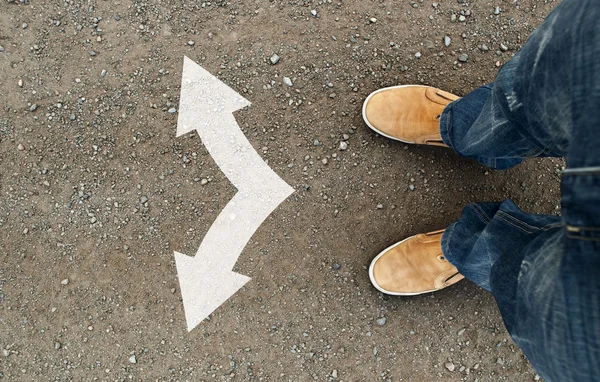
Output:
[0,0,564,380]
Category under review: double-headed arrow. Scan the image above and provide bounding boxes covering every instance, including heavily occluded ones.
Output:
[175,56,294,331]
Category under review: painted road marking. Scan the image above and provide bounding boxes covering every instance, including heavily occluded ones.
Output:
[174,56,295,331]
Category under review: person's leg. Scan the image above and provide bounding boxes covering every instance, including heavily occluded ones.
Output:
[440,0,600,380]
[367,0,599,380]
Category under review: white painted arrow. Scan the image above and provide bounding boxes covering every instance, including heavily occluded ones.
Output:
[174,56,294,331]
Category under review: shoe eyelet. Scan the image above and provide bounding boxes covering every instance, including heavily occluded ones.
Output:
[435,114,441,120]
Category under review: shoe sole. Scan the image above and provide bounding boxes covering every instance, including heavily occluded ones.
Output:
[368,234,440,296]
[361,84,423,144]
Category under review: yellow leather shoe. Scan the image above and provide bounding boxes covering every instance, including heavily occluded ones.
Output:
[362,85,460,146]
[369,229,464,295]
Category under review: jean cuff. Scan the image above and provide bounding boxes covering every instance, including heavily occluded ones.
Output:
[439,99,460,150]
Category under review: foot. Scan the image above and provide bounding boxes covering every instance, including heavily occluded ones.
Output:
[362,85,459,146]
[369,229,464,295]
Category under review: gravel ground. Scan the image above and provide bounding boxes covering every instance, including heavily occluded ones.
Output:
[1,0,562,380]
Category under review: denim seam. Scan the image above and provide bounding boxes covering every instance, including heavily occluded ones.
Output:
[443,106,455,149]
[496,212,563,233]
[443,223,456,264]
[567,225,600,231]
[496,212,537,234]
[472,204,492,223]
[566,234,600,242]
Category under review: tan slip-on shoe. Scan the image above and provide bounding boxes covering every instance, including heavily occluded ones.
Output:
[362,85,460,146]
[369,229,464,296]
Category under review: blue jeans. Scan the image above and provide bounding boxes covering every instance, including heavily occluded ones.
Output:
[438,0,600,381]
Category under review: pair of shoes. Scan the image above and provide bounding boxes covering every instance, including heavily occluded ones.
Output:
[362,85,464,295]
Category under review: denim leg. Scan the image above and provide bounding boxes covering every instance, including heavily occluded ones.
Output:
[439,0,600,380]
[438,0,593,169]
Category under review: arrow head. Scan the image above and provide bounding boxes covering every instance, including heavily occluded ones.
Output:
[174,251,251,331]
[177,56,251,137]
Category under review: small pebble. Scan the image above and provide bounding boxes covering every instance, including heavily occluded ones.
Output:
[409,184,415,191]
[29,104,38,112]
[187,40,195,46]
[500,43,508,51]
[415,52,422,59]
[168,107,177,114]
[445,362,456,372]
[459,15,466,22]
[89,50,96,56]
[140,196,148,204]
[54,342,61,350]
[18,79,23,87]
[283,77,293,87]
[129,354,137,364]
[376,317,387,326]
[369,17,377,23]
[331,370,338,378]
[494,6,501,15]
[457,328,466,335]
[332,263,341,270]
[17,143,24,151]
[61,279,69,285]
[311,9,317,17]
[458,54,469,62]
[269,54,280,65]
[444,36,451,47]
[101,69,107,77]
[0,45,4,53]
[339,141,348,150]
[200,178,208,185]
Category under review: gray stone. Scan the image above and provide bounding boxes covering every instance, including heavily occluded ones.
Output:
[458,54,469,62]
[269,54,280,65]
[168,107,177,114]
[376,317,387,326]
[444,36,451,47]
[445,362,456,372]
[283,77,293,87]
